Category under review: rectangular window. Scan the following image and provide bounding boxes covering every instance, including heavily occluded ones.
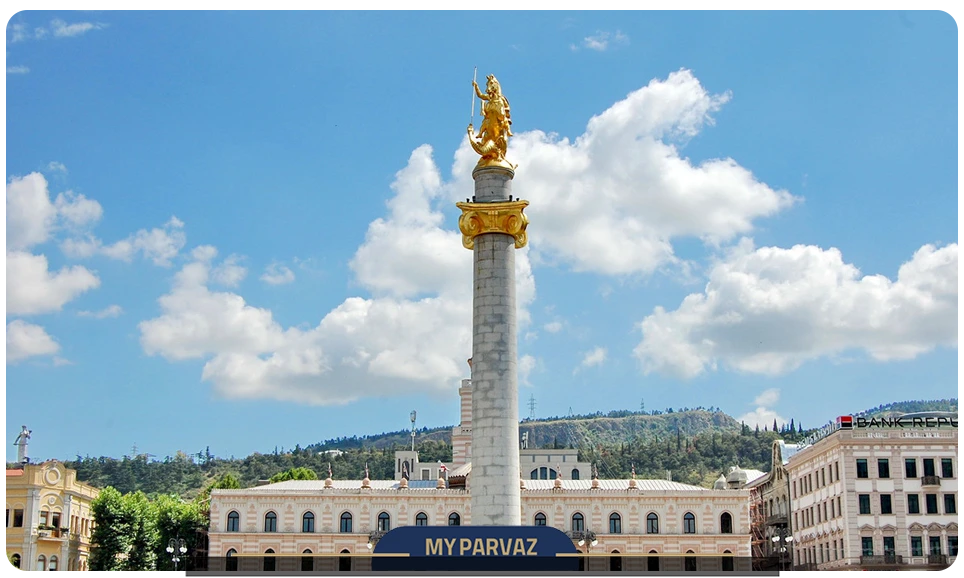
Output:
[421,469,430,481]
[14,509,24,527]
[911,536,923,556]
[831,500,835,518]
[880,495,893,515]
[929,536,941,555]
[835,461,839,480]
[923,458,936,477]
[883,537,895,556]
[908,494,920,514]
[39,511,49,526]
[862,537,874,557]
[822,469,826,486]
[944,494,956,514]
[949,536,958,557]
[859,494,871,514]
[823,502,828,521]
[878,459,890,478]
[856,459,869,478]
[926,494,939,514]
[906,458,918,478]
[941,458,953,478]
[51,513,60,528]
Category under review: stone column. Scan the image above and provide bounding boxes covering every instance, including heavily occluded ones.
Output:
[457,165,528,526]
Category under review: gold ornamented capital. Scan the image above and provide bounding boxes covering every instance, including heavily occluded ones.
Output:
[455,200,529,250]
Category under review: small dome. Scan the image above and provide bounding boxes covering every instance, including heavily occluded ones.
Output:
[713,474,727,490]
[726,466,748,484]
[399,477,408,489]
[628,478,637,490]
[554,476,563,489]
[591,478,600,489]
[324,477,333,489]
[362,476,371,489]
[437,476,446,489]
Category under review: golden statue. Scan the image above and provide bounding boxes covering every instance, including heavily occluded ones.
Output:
[468,74,515,170]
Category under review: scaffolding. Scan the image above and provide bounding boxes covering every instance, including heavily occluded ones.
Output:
[749,485,768,570]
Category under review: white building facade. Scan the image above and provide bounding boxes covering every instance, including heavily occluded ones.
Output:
[785,413,958,570]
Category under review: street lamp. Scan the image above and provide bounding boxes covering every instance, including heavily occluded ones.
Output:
[166,538,188,571]
[771,531,793,570]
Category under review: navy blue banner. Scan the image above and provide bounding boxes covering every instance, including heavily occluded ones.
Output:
[372,525,579,571]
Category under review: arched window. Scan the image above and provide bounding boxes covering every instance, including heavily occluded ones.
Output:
[264,511,277,532]
[49,556,58,571]
[263,549,276,572]
[377,512,391,532]
[339,549,351,572]
[530,469,539,479]
[548,468,558,480]
[303,511,315,533]
[647,512,659,534]
[415,512,428,526]
[609,512,622,534]
[683,512,696,534]
[534,512,547,526]
[572,512,585,532]
[571,468,580,480]
[720,512,733,534]
[226,549,238,572]
[722,550,734,571]
[610,550,622,572]
[227,511,240,532]
[685,550,697,571]
[11,554,20,569]
[302,549,313,572]
[340,512,353,533]
[647,550,660,572]
[448,512,461,526]
[37,555,46,572]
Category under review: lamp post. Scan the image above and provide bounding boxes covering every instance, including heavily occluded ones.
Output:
[166,538,188,571]
[771,530,793,570]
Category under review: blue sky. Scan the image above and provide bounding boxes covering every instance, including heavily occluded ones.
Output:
[4,11,959,464]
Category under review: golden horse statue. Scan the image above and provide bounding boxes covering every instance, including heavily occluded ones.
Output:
[468,74,516,170]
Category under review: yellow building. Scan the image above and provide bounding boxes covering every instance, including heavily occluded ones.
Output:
[6,460,99,571]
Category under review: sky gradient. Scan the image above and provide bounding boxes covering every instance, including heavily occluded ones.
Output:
[4,10,959,464]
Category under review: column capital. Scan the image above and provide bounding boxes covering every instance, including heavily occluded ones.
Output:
[455,200,529,250]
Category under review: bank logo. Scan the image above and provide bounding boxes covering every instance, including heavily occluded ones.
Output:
[837,415,853,429]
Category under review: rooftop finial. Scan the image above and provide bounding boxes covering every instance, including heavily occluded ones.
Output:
[467,73,515,170]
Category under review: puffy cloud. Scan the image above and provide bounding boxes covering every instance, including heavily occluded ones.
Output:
[50,19,106,38]
[211,255,247,288]
[737,388,787,429]
[62,216,186,266]
[7,173,58,250]
[634,241,958,378]
[260,263,295,286]
[544,321,563,333]
[7,320,60,363]
[576,346,607,372]
[47,162,67,173]
[7,251,100,316]
[574,30,629,52]
[77,304,123,319]
[445,69,797,276]
[519,354,537,386]
[54,191,103,228]
[140,146,536,405]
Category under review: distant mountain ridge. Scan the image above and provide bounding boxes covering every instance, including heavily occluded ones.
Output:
[851,399,957,418]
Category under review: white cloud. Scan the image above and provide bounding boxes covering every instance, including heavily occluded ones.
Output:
[47,161,68,173]
[519,354,537,386]
[7,172,105,252]
[6,251,100,316]
[212,255,247,288]
[737,388,787,429]
[260,263,295,286]
[445,69,797,277]
[9,23,30,42]
[62,216,186,266]
[576,346,607,372]
[7,65,30,74]
[634,241,958,378]
[7,320,60,363]
[50,19,105,38]
[140,146,536,405]
[577,30,629,51]
[77,304,123,319]
[544,321,563,333]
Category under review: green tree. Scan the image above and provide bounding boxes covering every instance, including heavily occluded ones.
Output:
[269,466,318,483]
[154,494,207,571]
[122,491,158,571]
[90,487,132,570]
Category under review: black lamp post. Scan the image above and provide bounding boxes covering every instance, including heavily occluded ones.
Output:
[771,529,793,570]
[167,538,188,571]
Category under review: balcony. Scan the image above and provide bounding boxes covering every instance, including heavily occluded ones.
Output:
[36,528,68,540]
[765,515,788,527]
[926,554,948,566]
[921,475,941,487]
[860,555,903,566]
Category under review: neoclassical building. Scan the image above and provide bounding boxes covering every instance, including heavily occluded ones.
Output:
[745,440,800,570]
[785,413,958,570]
[208,378,752,571]
[5,460,100,571]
